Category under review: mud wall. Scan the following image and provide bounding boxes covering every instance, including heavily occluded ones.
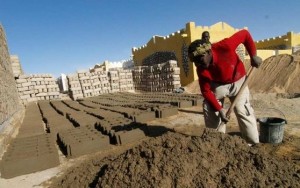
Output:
[0,25,22,126]
[0,25,24,157]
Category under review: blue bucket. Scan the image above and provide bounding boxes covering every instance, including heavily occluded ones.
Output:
[258,117,287,144]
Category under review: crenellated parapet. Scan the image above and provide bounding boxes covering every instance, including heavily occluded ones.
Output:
[255,31,300,50]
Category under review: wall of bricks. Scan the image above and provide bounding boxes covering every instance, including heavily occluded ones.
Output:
[15,74,60,105]
[0,25,24,158]
[67,69,134,100]
[0,25,23,126]
[132,60,181,92]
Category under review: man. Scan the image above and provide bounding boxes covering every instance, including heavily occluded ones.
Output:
[201,31,210,44]
[188,29,262,144]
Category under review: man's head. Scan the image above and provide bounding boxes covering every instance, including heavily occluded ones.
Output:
[201,31,210,43]
[188,39,212,69]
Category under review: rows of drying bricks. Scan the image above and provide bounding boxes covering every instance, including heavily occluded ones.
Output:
[0,92,202,178]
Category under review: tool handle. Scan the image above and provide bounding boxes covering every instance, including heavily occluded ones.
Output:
[216,66,256,132]
[225,66,255,118]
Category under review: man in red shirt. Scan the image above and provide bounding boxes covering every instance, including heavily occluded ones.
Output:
[188,29,262,144]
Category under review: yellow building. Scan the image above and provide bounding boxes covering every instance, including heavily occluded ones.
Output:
[254,31,300,60]
[132,22,247,86]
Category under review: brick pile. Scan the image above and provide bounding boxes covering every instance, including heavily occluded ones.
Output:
[132,60,181,92]
[67,73,84,100]
[77,70,95,98]
[67,69,134,100]
[108,70,120,93]
[15,74,60,105]
[95,71,111,94]
[118,69,134,92]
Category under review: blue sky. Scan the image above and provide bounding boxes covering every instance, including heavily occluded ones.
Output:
[1,0,300,77]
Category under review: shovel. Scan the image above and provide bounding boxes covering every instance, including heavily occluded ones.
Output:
[216,66,255,132]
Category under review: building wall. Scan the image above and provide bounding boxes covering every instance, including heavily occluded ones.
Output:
[255,31,300,50]
[132,22,247,86]
[253,32,300,60]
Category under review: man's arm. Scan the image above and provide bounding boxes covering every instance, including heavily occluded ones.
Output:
[199,79,222,111]
[228,29,262,67]
[227,29,257,57]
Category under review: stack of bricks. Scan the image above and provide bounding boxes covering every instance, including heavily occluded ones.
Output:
[67,74,84,100]
[108,70,120,93]
[132,66,145,91]
[10,55,23,78]
[165,60,181,91]
[118,69,134,92]
[67,69,134,100]
[15,74,60,105]
[77,70,95,98]
[90,72,102,96]
[132,60,181,92]
[94,70,111,94]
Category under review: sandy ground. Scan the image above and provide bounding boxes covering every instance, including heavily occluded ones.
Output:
[0,92,299,187]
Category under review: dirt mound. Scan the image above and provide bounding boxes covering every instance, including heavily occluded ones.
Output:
[248,54,300,93]
[183,79,200,94]
[49,130,300,188]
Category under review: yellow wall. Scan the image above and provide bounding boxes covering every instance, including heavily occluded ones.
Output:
[132,22,246,86]
[255,31,300,50]
[245,49,293,61]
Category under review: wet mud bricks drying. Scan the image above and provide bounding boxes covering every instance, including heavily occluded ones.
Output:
[0,92,202,178]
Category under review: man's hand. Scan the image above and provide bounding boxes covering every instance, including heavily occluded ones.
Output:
[219,108,229,123]
[251,55,262,68]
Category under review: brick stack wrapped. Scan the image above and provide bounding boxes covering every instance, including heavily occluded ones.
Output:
[132,60,181,92]
[67,73,84,100]
[15,74,60,105]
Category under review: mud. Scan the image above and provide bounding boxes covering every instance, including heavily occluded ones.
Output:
[48,128,300,188]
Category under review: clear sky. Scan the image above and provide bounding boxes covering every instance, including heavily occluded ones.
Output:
[1,0,300,78]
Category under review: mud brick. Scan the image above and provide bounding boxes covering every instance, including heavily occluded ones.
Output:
[67,136,111,158]
[157,107,178,118]
[115,128,146,145]
[0,134,59,178]
[0,152,59,179]
[171,100,193,108]
[177,100,193,108]
[133,111,156,123]
[57,127,111,158]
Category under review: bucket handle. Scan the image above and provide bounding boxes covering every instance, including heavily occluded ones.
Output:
[261,108,288,124]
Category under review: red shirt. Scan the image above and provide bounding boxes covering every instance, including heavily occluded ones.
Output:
[196,29,257,111]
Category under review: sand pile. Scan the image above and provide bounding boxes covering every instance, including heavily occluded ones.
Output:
[49,129,300,188]
[248,54,300,93]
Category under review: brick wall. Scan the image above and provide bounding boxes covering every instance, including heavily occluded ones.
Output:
[0,25,22,126]
[0,25,24,157]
